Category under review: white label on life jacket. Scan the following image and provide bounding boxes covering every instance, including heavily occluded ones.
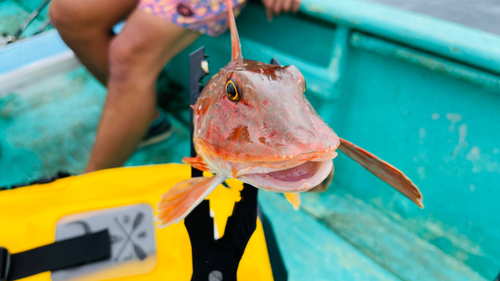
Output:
[52,204,157,281]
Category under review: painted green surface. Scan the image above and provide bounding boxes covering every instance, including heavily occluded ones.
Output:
[0,67,190,184]
[1,0,500,280]
[0,0,51,40]
[259,191,402,281]
[300,0,500,75]
[330,40,500,279]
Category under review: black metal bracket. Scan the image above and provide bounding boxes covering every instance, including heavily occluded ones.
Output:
[188,46,207,178]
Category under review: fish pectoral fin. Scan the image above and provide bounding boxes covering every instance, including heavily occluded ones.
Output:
[284,193,301,210]
[156,175,226,228]
[338,138,424,208]
[182,156,210,172]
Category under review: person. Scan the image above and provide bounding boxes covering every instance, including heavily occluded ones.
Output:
[49,0,301,173]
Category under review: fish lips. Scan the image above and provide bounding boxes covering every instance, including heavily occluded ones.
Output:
[236,153,336,192]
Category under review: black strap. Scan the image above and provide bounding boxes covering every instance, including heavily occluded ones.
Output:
[5,230,111,281]
[185,184,258,281]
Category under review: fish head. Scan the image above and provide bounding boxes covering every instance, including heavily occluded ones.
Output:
[193,59,340,192]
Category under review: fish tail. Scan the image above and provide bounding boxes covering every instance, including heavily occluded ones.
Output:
[338,138,423,208]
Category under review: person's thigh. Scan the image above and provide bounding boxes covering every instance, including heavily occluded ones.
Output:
[50,0,138,33]
[109,9,200,81]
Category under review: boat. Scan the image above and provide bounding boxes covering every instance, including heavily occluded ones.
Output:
[1,0,499,280]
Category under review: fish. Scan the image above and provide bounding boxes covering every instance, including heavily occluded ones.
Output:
[156,0,423,228]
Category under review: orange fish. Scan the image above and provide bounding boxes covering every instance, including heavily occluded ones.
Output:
[156,0,423,228]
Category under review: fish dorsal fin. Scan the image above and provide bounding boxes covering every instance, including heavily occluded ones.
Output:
[226,0,243,63]
[338,138,424,208]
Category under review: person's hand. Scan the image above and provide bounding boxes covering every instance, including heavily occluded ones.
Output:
[262,0,301,21]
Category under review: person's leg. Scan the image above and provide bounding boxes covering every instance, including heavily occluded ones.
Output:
[84,10,199,172]
[50,0,137,84]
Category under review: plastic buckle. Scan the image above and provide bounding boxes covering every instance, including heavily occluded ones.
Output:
[0,247,10,281]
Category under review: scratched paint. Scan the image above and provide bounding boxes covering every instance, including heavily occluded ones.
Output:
[0,0,52,39]
[334,44,500,278]
[0,67,190,186]
[446,113,462,132]
[466,145,500,174]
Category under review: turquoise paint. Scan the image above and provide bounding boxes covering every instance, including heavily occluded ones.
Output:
[300,0,500,75]
[0,0,51,43]
[1,0,500,279]
[258,191,402,281]
[349,32,500,94]
[15,0,50,11]
[0,31,68,74]
[0,67,191,185]
[0,68,105,184]
[329,45,500,277]
[299,190,486,281]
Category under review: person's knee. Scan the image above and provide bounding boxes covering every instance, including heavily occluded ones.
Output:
[109,36,142,83]
[109,34,159,83]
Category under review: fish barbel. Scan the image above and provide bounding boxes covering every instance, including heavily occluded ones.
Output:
[156,0,423,227]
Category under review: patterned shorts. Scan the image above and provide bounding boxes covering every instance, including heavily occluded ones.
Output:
[138,0,247,37]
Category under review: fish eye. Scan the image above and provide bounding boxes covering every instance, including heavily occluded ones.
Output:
[226,80,240,101]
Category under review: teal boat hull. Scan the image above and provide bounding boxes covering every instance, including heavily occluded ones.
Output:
[1,0,499,280]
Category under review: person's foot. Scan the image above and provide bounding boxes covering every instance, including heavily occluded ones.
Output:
[138,108,174,148]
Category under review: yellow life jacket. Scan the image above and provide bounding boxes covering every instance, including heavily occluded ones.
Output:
[0,164,280,281]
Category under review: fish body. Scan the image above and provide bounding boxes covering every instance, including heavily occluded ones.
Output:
[156,0,423,228]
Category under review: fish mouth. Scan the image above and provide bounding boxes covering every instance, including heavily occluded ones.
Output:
[240,159,333,192]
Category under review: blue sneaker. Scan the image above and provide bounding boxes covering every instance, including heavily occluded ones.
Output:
[138,108,174,148]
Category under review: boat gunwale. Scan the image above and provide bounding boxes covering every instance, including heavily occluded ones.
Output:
[301,0,500,76]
